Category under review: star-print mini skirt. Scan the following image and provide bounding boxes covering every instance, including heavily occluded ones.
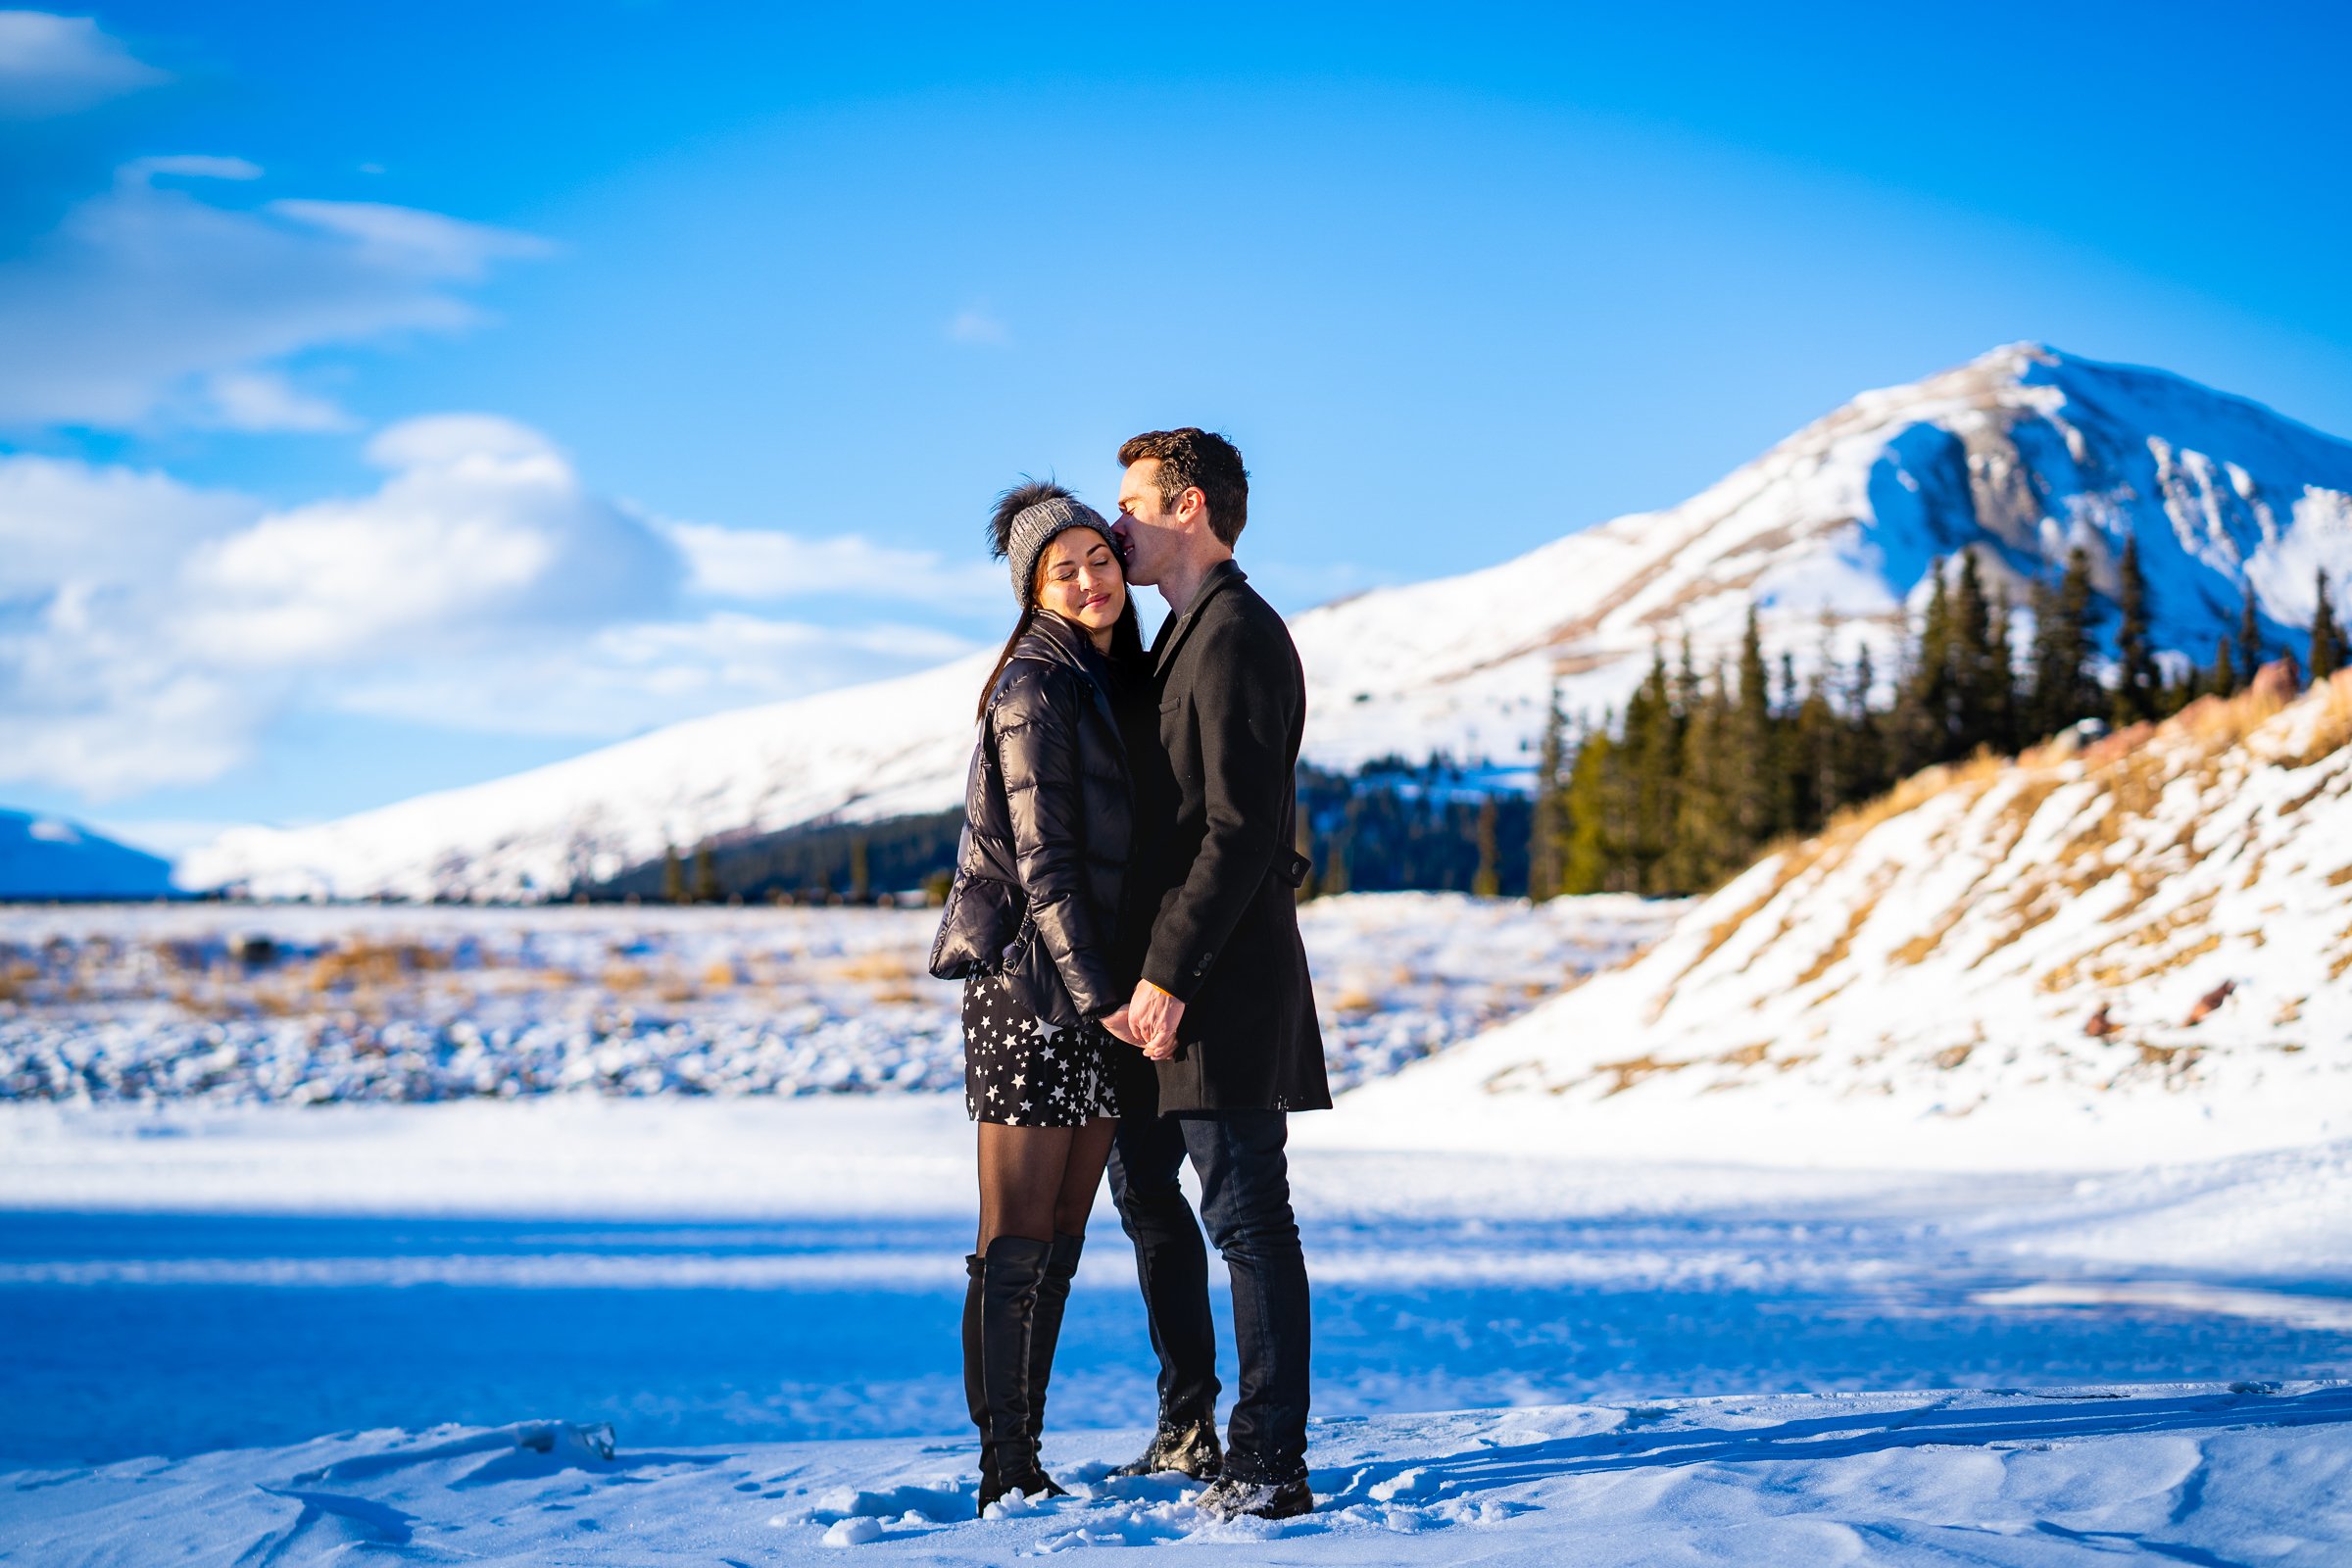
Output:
[961,974,1123,1128]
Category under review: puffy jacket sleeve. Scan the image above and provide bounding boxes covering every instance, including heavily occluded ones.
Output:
[992,663,1121,1018]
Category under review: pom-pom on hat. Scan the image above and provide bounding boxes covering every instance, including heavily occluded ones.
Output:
[989,480,1122,610]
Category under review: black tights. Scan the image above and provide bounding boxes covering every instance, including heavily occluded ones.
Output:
[977,1116,1117,1250]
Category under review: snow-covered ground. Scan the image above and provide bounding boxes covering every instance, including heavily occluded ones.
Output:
[0,892,1675,1104]
[2,1096,2349,1562]
[11,1387,2348,1565]
[8,864,2350,1560]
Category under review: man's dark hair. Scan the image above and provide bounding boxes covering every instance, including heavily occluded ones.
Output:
[1117,428,1249,546]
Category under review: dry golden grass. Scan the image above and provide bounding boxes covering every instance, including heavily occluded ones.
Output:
[1716,1041,1771,1067]
[1586,1054,1689,1098]
[834,952,916,983]
[1332,983,1379,1015]
[309,941,448,991]
[1934,1044,1973,1070]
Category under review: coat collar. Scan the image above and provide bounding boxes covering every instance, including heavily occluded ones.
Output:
[1151,558,1246,678]
[1015,608,1112,679]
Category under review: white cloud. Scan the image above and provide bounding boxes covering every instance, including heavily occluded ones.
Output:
[0,421,990,798]
[332,612,978,738]
[667,518,1004,612]
[197,369,354,432]
[0,157,547,430]
[0,11,166,119]
[947,306,1010,346]
[177,414,680,667]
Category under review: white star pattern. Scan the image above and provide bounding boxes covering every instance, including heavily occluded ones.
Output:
[960,976,1121,1129]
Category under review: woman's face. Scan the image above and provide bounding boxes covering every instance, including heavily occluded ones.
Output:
[1035,527,1126,633]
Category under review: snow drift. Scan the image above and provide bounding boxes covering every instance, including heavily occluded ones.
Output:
[182,343,2352,900]
[1333,666,2352,1168]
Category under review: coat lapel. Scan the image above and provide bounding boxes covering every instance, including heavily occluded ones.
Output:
[1152,561,1246,680]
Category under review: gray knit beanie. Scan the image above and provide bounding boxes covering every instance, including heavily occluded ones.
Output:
[991,486,1122,609]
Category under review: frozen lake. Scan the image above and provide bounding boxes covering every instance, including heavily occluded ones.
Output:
[6,1099,2349,1468]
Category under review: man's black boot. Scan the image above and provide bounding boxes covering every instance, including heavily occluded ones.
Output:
[1111,1412,1223,1480]
[1196,1473,1315,1519]
[973,1236,1065,1514]
[1026,1233,1083,1451]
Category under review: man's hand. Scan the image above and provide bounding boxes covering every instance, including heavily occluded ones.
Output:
[1127,979,1185,1062]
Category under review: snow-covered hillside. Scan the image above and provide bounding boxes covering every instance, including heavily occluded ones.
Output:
[1334,665,2352,1169]
[0,809,174,900]
[183,343,2352,900]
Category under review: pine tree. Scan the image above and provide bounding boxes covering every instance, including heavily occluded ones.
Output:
[1842,642,1887,811]
[1731,607,1780,850]
[1949,551,1996,755]
[1775,648,1807,835]
[2206,635,2235,699]
[1561,727,1612,896]
[1471,796,1500,898]
[2111,532,2159,726]
[2237,582,2265,684]
[1622,646,1678,895]
[661,845,685,905]
[1788,654,1837,833]
[1527,683,1567,902]
[1668,663,1737,891]
[1894,559,1954,772]
[2313,566,2348,684]
[1984,587,2019,754]
[848,834,871,903]
[2030,548,2098,741]
[692,842,720,904]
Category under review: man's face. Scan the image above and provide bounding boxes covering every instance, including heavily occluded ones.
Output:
[1114,460,1178,587]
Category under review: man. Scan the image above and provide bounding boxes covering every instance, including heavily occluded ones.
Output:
[1099,427,1329,1521]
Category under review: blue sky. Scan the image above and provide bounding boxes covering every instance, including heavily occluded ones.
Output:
[3,1,2348,852]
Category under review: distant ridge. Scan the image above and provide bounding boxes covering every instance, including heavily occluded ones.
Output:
[184,344,2352,901]
[1,810,176,901]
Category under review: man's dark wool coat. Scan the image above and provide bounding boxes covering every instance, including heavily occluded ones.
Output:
[1122,559,1331,1115]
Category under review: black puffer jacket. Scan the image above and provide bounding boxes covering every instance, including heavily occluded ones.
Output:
[927,612,1133,1027]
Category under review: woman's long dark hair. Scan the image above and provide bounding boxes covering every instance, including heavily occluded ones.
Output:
[977,479,1142,719]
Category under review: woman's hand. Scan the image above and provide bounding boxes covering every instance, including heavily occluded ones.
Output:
[1102,998,1180,1060]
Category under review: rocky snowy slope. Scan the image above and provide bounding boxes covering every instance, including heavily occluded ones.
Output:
[1335,665,2352,1169]
[183,343,2352,900]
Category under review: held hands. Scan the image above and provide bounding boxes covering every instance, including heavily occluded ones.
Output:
[1102,980,1184,1061]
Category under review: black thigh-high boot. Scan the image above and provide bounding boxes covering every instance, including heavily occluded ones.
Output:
[961,1253,986,1438]
[974,1236,1063,1514]
[1027,1233,1084,1452]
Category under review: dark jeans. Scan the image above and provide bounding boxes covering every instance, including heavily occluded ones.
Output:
[1105,1108,1311,1484]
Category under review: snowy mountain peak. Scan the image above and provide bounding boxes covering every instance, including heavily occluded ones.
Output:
[182,347,2352,901]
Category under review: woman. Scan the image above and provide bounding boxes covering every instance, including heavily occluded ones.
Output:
[928,479,1147,1513]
